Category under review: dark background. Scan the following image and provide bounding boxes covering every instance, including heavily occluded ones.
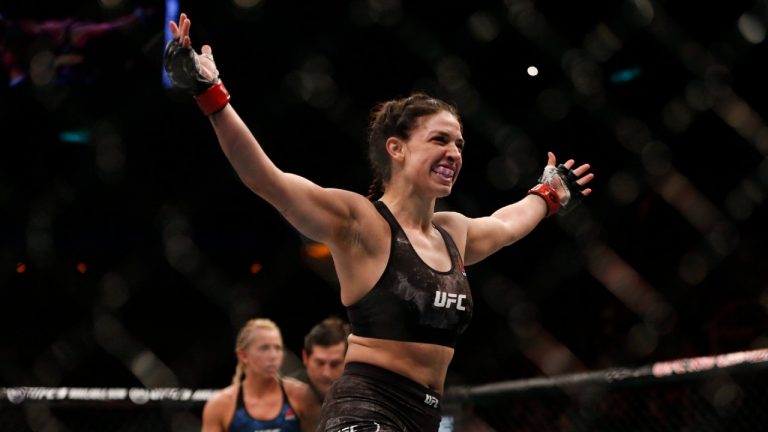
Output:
[1,0,767,396]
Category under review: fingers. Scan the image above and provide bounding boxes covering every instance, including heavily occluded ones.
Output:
[180,14,190,38]
[200,44,216,74]
[547,151,556,166]
[180,16,191,47]
[562,159,593,180]
[169,13,192,46]
[548,153,595,186]
[577,172,594,187]
[548,151,576,169]
[170,14,187,36]
[179,13,188,34]
[572,163,590,177]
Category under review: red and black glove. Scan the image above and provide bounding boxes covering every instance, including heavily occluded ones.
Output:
[529,164,586,217]
[163,38,230,116]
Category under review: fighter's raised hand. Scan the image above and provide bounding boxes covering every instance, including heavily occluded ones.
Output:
[164,13,229,115]
[530,152,594,216]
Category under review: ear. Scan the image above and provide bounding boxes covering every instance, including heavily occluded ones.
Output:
[237,350,248,365]
[302,349,309,365]
[386,137,406,162]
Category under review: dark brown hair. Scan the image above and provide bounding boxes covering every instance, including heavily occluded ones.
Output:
[303,316,351,356]
[366,92,461,200]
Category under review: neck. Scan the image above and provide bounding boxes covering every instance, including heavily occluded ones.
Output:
[308,380,324,402]
[242,373,279,397]
[379,191,436,232]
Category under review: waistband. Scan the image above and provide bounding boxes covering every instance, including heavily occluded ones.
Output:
[344,361,441,401]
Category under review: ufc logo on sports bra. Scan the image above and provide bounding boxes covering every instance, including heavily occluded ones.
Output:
[433,291,467,311]
[424,394,439,408]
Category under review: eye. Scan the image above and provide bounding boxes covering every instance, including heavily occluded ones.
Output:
[456,141,465,153]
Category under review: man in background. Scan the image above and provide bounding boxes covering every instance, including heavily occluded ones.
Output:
[294,316,350,403]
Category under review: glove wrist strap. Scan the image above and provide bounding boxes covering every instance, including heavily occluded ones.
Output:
[194,81,230,116]
[528,183,560,217]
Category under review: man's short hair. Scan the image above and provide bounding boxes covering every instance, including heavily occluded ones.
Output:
[304,316,351,355]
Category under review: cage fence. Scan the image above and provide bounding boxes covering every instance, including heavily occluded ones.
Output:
[0,389,214,432]
[2,348,767,431]
[443,348,768,432]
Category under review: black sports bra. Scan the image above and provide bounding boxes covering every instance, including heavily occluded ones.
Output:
[347,201,473,347]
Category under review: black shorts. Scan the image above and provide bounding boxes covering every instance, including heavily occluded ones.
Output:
[318,362,442,432]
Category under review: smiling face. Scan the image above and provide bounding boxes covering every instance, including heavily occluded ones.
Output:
[367,93,463,200]
[397,110,464,198]
[239,327,285,378]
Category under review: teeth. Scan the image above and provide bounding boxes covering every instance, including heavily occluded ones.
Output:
[433,166,455,178]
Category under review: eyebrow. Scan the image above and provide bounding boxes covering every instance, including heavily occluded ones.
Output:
[431,131,465,146]
[258,342,282,348]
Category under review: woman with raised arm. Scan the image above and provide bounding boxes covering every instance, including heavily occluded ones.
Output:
[165,13,593,432]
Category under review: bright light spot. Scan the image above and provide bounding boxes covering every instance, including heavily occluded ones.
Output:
[631,0,655,25]
[250,263,263,274]
[59,129,91,144]
[738,13,766,44]
[527,66,539,77]
[305,243,331,259]
[610,67,642,84]
[77,262,88,274]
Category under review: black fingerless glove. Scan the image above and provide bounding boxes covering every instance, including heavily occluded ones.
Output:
[535,164,586,215]
[553,164,585,214]
[163,38,229,115]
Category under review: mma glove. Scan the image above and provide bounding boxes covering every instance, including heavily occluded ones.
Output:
[528,164,586,217]
[163,38,229,116]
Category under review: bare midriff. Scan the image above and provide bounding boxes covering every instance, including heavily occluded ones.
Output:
[344,334,455,394]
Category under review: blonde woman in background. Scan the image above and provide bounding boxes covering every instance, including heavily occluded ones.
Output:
[201,318,319,432]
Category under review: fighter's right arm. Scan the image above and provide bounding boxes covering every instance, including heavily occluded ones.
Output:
[208,106,370,245]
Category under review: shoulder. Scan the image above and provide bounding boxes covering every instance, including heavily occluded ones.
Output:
[331,196,390,252]
[434,211,470,236]
[202,385,238,430]
[282,376,310,395]
[345,194,384,224]
[203,384,238,414]
[282,377,321,430]
[282,376,314,408]
[322,188,376,219]
[434,210,469,225]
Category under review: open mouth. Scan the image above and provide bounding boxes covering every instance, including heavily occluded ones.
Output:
[431,165,455,183]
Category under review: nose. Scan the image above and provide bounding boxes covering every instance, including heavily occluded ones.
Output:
[446,144,462,161]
